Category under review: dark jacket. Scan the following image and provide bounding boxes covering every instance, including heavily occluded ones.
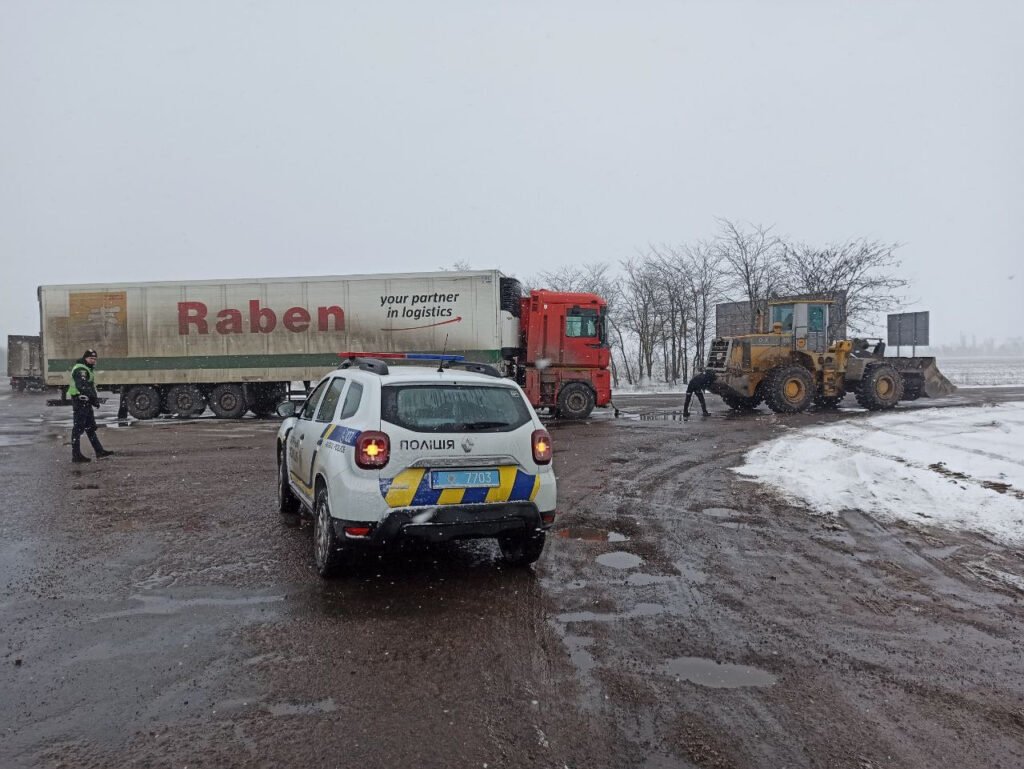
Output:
[686,371,715,393]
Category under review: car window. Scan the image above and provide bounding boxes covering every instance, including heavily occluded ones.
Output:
[339,381,363,419]
[315,377,346,422]
[299,380,330,420]
[381,384,531,433]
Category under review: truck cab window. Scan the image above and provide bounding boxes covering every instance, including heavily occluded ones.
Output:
[566,308,599,338]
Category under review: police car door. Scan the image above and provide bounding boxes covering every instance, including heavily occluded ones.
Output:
[289,378,331,496]
[308,377,348,477]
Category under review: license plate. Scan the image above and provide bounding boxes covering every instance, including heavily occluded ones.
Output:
[430,469,500,489]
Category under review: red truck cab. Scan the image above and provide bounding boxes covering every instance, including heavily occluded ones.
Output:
[518,290,611,419]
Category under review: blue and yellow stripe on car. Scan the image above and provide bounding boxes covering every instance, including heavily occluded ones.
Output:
[379,466,540,508]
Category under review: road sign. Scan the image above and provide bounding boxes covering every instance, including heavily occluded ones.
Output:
[887,311,929,348]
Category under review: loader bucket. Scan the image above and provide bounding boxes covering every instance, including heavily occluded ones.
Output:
[920,359,957,397]
[893,357,957,397]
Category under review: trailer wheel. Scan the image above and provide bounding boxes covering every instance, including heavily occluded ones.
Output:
[856,364,903,410]
[165,384,206,417]
[124,385,162,420]
[557,382,595,420]
[209,384,247,419]
[764,365,814,414]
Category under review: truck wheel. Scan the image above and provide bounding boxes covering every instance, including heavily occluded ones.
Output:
[209,384,247,419]
[278,447,301,517]
[165,384,206,417]
[249,383,287,417]
[124,385,162,419]
[313,486,346,578]
[764,365,814,414]
[856,364,903,410]
[557,382,595,419]
[721,392,762,411]
[498,531,546,566]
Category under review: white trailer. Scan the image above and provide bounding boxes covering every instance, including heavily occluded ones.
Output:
[39,270,521,418]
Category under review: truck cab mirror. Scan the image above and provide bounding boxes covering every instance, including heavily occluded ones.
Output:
[276,401,297,418]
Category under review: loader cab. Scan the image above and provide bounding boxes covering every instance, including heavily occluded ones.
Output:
[768,300,831,353]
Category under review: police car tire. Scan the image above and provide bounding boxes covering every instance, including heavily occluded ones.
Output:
[278,449,301,516]
[498,531,546,567]
[313,487,346,577]
[557,382,595,420]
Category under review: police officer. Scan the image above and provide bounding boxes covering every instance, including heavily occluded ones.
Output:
[683,369,715,419]
[69,349,114,463]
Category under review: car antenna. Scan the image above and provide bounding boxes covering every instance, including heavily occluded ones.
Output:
[438,334,449,373]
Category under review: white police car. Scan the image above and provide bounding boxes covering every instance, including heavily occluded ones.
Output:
[275,354,557,577]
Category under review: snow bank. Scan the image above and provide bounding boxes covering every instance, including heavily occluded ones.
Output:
[734,403,1024,544]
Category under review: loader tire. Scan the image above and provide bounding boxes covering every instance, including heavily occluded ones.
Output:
[764,365,814,414]
[813,393,845,410]
[856,364,903,410]
[902,377,923,401]
[721,392,763,411]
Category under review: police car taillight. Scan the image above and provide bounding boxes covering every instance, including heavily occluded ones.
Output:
[531,429,552,465]
[356,431,390,469]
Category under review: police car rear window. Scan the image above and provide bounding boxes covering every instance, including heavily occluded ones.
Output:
[381,384,531,433]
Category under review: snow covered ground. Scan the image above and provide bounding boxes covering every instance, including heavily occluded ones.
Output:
[935,356,1024,387]
[734,402,1024,544]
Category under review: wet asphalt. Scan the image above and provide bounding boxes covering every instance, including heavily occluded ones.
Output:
[2,383,1023,768]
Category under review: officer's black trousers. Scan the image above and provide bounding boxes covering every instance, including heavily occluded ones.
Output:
[71,400,104,455]
[683,390,707,415]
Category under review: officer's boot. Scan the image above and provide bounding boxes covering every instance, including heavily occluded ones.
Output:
[71,436,91,463]
[87,430,115,458]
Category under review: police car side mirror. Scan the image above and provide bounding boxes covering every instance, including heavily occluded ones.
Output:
[276,401,297,418]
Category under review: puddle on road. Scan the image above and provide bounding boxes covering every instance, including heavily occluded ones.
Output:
[663,657,777,688]
[557,527,629,543]
[596,551,643,570]
[267,698,338,717]
[557,602,665,624]
[97,593,286,619]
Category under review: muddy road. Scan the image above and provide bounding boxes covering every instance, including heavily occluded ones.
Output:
[2,385,1023,768]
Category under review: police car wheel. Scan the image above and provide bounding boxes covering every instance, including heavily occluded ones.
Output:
[498,531,546,567]
[313,487,345,577]
[278,449,301,517]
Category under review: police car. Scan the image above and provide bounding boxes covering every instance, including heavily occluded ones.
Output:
[275,354,557,577]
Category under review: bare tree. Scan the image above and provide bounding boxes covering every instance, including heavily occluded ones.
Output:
[618,256,665,382]
[779,239,908,333]
[683,240,729,373]
[438,260,473,272]
[714,219,784,331]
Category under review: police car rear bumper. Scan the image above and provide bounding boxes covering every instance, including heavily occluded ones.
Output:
[333,502,548,546]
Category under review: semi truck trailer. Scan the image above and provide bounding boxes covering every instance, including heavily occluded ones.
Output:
[36,269,611,419]
[6,334,46,391]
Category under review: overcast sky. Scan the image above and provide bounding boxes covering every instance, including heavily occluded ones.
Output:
[1,1,1020,346]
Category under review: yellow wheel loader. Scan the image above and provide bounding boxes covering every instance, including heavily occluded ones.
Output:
[706,299,954,414]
